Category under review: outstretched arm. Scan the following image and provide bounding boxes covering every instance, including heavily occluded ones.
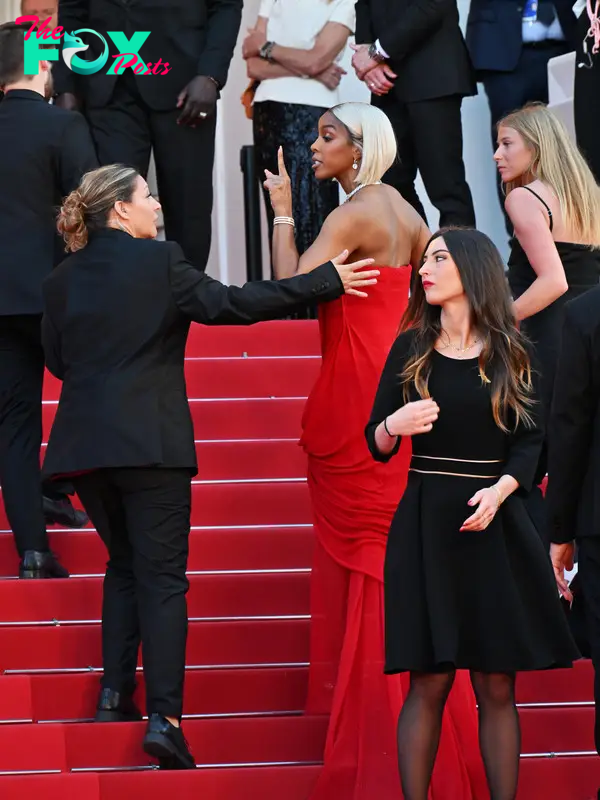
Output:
[168,243,378,324]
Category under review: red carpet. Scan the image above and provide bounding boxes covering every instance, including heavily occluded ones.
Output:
[0,320,598,798]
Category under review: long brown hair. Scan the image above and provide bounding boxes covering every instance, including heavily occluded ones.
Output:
[400,227,535,432]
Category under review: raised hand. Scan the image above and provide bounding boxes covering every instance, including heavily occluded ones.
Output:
[385,399,439,437]
[263,146,293,217]
[330,250,379,298]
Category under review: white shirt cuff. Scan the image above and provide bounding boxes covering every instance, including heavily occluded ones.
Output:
[375,39,389,59]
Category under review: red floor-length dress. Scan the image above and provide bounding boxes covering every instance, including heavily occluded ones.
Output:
[301,267,487,800]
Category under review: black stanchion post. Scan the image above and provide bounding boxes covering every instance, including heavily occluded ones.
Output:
[240,145,263,282]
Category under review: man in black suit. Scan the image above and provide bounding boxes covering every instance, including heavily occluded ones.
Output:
[41,165,376,763]
[466,0,576,230]
[0,22,97,578]
[53,0,243,271]
[352,0,476,228]
[546,288,600,763]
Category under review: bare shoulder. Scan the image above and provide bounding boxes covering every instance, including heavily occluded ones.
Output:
[320,200,365,232]
[504,185,547,222]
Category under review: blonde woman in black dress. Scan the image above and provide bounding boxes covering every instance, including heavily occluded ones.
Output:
[366,227,579,800]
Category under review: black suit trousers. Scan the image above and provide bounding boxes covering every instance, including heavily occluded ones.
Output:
[73,467,192,720]
[0,315,72,554]
[372,92,475,228]
[86,74,216,271]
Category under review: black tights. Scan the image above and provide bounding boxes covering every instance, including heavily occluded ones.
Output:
[396,669,519,800]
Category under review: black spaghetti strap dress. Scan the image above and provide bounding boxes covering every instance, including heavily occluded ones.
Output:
[365,331,580,674]
[507,185,600,408]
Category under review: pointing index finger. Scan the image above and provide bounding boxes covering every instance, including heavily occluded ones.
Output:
[277,146,289,178]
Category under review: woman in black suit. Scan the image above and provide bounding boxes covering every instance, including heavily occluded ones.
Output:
[41,163,378,769]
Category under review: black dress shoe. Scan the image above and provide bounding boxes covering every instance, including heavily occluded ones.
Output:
[19,550,69,579]
[143,713,195,769]
[43,496,89,528]
[95,688,143,723]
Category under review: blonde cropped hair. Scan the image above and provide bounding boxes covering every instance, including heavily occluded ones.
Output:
[499,103,600,246]
[57,164,139,252]
[329,102,397,186]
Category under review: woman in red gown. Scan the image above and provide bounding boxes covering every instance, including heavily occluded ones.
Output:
[263,102,487,799]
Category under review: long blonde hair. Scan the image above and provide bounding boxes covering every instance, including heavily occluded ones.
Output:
[499,103,600,246]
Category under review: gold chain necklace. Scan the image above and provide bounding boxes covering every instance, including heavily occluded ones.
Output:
[439,331,480,359]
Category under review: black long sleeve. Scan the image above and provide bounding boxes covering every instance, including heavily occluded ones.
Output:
[378,0,455,61]
[500,366,545,494]
[168,243,343,325]
[546,306,596,544]
[41,310,64,380]
[355,0,375,43]
[196,0,243,88]
[58,112,98,195]
[365,332,414,462]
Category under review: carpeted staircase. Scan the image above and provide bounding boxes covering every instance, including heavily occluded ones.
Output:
[0,320,597,798]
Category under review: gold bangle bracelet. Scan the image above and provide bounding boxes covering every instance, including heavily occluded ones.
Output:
[490,485,502,508]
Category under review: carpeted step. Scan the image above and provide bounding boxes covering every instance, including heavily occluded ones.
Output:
[0,675,33,723]
[0,526,314,577]
[0,715,327,773]
[0,766,322,800]
[43,357,321,402]
[520,706,594,754]
[0,618,309,672]
[517,659,593,705]
[0,774,101,799]
[27,666,308,722]
[62,715,327,771]
[0,480,312,530]
[518,755,600,798]
[185,320,320,358]
[0,572,309,624]
[43,397,306,441]
[194,439,306,480]
[98,765,322,800]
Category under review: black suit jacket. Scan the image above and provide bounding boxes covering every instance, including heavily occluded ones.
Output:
[546,288,600,544]
[466,0,577,73]
[41,229,343,477]
[355,0,476,102]
[54,0,243,111]
[0,90,97,316]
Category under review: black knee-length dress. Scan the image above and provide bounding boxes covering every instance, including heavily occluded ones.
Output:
[365,331,580,674]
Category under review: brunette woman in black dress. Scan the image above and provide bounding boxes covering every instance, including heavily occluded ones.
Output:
[366,228,579,800]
